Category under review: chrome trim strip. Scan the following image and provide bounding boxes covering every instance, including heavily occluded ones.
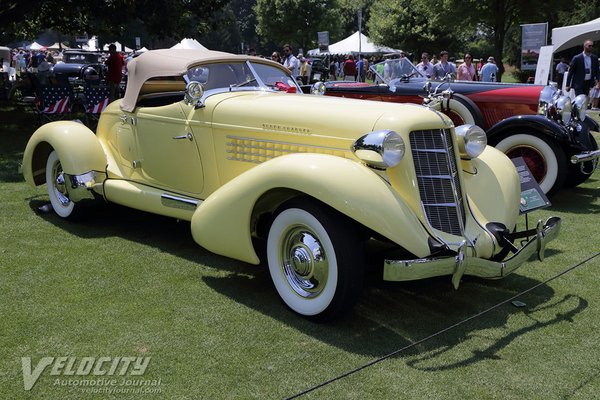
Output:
[160,194,201,211]
[412,148,448,153]
[418,174,453,179]
[440,129,466,236]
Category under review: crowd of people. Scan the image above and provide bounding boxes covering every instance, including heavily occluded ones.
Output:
[260,44,501,84]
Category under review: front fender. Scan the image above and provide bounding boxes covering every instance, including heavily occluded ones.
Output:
[191,153,433,265]
[22,121,106,187]
[486,115,570,144]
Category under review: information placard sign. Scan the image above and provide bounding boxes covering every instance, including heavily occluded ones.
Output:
[512,157,551,213]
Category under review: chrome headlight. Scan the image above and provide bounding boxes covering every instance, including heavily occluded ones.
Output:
[455,124,487,159]
[352,130,405,169]
[311,81,326,95]
[555,95,572,125]
[572,94,588,122]
[538,85,558,116]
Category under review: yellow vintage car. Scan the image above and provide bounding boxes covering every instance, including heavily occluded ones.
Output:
[22,49,561,321]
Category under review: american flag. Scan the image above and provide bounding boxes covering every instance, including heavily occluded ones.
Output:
[41,87,71,114]
[85,85,111,114]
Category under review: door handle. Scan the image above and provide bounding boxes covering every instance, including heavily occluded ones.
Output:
[172,132,193,141]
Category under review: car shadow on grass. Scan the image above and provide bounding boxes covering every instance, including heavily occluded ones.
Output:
[548,178,600,214]
[28,198,585,366]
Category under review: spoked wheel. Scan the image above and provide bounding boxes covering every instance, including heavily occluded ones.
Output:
[266,199,364,322]
[46,150,80,219]
[492,133,567,195]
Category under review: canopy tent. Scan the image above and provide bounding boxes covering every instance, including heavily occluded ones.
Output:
[552,17,600,54]
[103,41,133,52]
[170,38,208,50]
[83,36,100,51]
[307,31,400,56]
[47,42,70,50]
[29,42,46,50]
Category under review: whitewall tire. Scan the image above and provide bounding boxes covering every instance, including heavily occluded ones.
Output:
[46,150,78,218]
[493,133,566,195]
[266,200,364,321]
[433,94,484,128]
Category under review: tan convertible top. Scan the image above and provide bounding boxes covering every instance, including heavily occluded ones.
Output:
[122,49,276,112]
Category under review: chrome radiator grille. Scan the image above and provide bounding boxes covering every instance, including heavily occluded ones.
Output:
[410,129,465,236]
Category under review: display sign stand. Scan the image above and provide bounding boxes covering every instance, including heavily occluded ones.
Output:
[512,157,551,214]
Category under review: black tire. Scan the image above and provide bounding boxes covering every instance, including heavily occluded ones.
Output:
[565,132,598,187]
[266,198,365,322]
[436,93,485,128]
[491,132,567,196]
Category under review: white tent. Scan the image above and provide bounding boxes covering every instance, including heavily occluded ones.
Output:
[83,36,100,51]
[29,42,46,50]
[307,31,400,56]
[552,17,600,54]
[103,41,133,52]
[170,38,208,50]
[47,42,70,50]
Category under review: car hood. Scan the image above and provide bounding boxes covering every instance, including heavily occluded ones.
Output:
[52,63,87,76]
[209,91,447,141]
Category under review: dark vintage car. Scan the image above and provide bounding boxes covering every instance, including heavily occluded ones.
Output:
[52,50,105,84]
[318,58,600,195]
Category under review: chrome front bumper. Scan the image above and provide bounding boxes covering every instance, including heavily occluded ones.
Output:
[383,217,561,289]
[571,149,600,164]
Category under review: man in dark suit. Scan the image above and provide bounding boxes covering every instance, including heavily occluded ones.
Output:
[566,39,599,96]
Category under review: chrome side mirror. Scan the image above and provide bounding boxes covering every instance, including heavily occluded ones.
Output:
[184,81,205,108]
[311,81,326,95]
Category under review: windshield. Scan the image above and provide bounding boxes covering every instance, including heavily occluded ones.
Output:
[186,61,301,93]
[64,52,102,64]
[371,58,425,84]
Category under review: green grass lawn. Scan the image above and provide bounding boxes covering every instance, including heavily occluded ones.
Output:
[1,102,599,399]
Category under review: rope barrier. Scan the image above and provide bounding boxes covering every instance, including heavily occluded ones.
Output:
[285,252,600,399]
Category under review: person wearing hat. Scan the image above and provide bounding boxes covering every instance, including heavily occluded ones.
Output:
[37,54,52,86]
[480,56,498,82]
[298,54,310,84]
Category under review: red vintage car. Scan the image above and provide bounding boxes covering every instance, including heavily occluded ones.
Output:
[315,58,599,195]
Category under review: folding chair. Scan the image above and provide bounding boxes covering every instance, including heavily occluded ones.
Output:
[36,85,73,123]
[83,83,111,128]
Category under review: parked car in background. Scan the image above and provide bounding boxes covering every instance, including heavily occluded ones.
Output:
[22,49,561,321]
[318,57,600,195]
[52,50,105,84]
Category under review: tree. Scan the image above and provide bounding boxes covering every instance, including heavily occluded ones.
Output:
[254,0,343,53]
[0,0,227,45]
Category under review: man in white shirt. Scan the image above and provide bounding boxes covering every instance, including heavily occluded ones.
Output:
[282,44,300,78]
[416,52,434,78]
[566,39,599,96]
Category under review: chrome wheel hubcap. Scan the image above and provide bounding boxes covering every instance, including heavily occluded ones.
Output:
[52,162,71,206]
[280,226,328,298]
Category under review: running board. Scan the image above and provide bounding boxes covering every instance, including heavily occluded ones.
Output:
[103,179,201,221]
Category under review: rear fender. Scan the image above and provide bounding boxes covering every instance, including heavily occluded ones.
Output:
[22,121,106,187]
[191,153,432,265]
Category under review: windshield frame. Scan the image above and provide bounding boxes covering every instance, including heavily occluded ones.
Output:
[185,60,302,96]
[370,58,426,85]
